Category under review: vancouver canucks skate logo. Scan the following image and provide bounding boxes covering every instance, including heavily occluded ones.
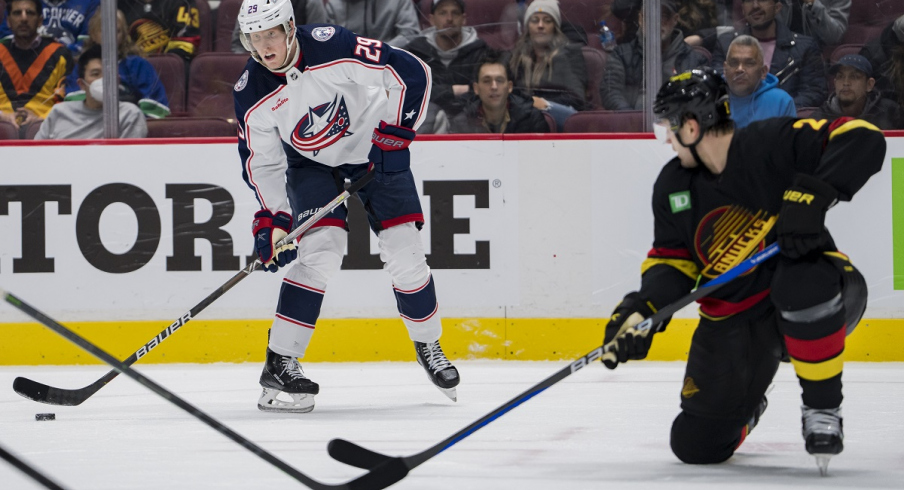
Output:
[290,95,353,155]
[693,206,776,278]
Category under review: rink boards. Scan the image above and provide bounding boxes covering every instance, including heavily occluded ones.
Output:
[1,134,903,363]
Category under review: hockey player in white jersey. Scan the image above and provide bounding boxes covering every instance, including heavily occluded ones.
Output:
[234,0,460,413]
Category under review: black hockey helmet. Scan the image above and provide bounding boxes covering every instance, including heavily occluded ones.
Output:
[653,67,731,134]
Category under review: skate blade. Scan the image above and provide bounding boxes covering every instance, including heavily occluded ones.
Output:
[257,388,315,413]
[437,386,457,402]
[815,454,832,477]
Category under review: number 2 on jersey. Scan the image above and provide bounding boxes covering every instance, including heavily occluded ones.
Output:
[354,37,383,62]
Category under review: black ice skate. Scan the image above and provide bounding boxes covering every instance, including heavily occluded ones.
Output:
[258,348,320,413]
[414,340,460,402]
[802,405,844,476]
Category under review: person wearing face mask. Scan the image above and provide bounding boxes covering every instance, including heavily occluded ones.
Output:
[34,44,147,139]
[723,35,795,128]
[61,10,171,119]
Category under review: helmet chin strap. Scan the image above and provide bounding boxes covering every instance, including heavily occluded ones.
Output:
[673,123,706,168]
[270,30,299,73]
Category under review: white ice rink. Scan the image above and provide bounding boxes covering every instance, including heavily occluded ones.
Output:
[1,361,902,490]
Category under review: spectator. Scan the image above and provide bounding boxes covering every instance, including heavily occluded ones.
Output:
[601,0,708,111]
[776,0,849,47]
[509,0,586,131]
[230,0,327,53]
[0,0,99,55]
[0,0,72,132]
[724,35,796,127]
[615,0,719,40]
[676,0,719,38]
[62,10,170,119]
[119,0,201,62]
[406,0,489,118]
[860,15,904,108]
[450,54,549,134]
[323,0,420,48]
[34,44,147,139]
[812,54,904,129]
[711,0,827,109]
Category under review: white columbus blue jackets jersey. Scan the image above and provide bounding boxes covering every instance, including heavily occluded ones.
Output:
[233,24,432,214]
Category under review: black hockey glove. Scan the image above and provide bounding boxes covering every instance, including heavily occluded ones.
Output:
[252,210,297,272]
[601,292,664,370]
[368,121,415,183]
[776,174,838,259]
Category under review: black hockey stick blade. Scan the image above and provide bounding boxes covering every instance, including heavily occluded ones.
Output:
[12,376,102,406]
[328,439,396,470]
[0,442,67,490]
[1,286,410,490]
[11,171,375,408]
[326,243,781,476]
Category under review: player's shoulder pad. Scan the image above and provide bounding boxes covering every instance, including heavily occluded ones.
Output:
[653,157,693,195]
[297,24,358,66]
[233,57,281,109]
[825,116,883,141]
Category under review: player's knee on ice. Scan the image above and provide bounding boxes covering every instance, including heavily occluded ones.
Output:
[670,411,746,464]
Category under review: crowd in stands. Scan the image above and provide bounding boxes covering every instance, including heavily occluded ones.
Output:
[3,0,904,139]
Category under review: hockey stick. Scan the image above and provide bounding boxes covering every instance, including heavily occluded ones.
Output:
[0,441,67,490]
[327,243,781,477]
[13,171,375,407]
[1,288,409,490]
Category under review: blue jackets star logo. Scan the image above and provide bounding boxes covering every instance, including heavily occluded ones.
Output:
[290,95,354,155]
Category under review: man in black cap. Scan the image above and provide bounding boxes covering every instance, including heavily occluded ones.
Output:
[406,0,488,120]
[812,54,904,129]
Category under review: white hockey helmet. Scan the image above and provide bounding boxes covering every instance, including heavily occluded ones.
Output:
[237,0,296,66]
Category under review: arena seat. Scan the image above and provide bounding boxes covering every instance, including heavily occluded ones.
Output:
[23,121,41,140]
[693,45,712,64]
[796,107,818,119]
[562,110,644,133]
[415,0,432,30]
[216,0,243,52]
[841,0,904,46]
[543,112,557,132]
[187,53,250,119]
[196,0,213,54]
[148,53,187,114]
[0,120,18,140]
[465,0,516,50]
[146,117,237,138]
[830,44,866,63]
[581,46,606,109]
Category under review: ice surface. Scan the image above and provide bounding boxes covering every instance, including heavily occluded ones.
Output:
[1,361,902,489]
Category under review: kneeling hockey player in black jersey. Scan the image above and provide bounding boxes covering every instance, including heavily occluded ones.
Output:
[600,67,885,475]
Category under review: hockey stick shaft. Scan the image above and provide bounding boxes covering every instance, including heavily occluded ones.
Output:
[13,171,375,406]
[329,243,781,475]
[1,287,406,490]
[0,442,67,490]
